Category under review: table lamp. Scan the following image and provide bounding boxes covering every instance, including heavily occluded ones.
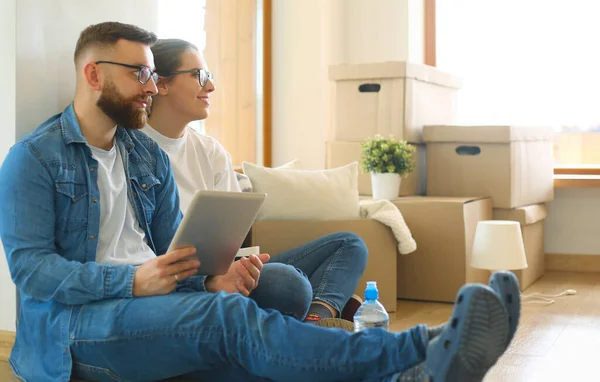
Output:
[472,220,576,305]
[471,220,528,272]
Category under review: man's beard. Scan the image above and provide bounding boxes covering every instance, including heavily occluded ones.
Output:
[96,80,150,130]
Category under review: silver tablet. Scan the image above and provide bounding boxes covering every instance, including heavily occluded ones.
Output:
[167,190,267,275]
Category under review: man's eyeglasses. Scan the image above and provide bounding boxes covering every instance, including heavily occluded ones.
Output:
[164,69,214,87]
[95,61,159,85]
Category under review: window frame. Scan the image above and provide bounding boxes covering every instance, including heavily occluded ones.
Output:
[262,0,272,167]
[204,0,271,170]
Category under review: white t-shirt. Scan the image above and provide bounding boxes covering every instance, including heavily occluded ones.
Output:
[142,124,241,213]
[90,143,157,265]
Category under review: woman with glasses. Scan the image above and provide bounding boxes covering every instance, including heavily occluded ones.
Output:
[143,39,368,329]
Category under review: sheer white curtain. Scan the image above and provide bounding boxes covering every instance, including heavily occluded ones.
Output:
[436,0,600,131]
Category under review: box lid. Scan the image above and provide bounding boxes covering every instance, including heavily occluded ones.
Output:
[329,61,462,89]
[493,204,548,226]
[390,196,488,205]
[423,125,554,143]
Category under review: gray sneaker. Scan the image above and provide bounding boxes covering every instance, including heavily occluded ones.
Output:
[425,284,509,382]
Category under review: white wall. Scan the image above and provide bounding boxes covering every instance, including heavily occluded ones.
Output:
[16,0,160,139]
[1,0,187,331]
[271,0,329,170]
[545,188,600,255]
[271,0,424,169]
[0,0,17,333]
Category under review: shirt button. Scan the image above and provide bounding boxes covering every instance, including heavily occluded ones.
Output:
[141,184,147,188]
[132,192,137,197]
[92,199,98,204]
[90,168,95,172]
[89,235,95,240]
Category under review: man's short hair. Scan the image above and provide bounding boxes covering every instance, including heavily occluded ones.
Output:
[74,21,158,63]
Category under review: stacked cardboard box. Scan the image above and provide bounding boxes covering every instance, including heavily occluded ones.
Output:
[424,125,555,291]
[392,196,493,302]
[326,62,492,304]
[325,61,462,197]
[326,62,554,303]
[390,124,554,301]
[493,204,548,291]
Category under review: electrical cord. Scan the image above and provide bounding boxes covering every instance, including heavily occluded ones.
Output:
[522,289,577,305]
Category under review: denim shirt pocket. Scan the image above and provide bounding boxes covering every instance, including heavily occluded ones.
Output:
[130,174,161,222]
[55,181,89,234]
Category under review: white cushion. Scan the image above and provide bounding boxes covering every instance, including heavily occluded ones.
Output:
[237,159,303,193]
[242,161,360,221]
[276,159,303,170]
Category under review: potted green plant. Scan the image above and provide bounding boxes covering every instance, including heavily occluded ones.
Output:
[360,134,416,200]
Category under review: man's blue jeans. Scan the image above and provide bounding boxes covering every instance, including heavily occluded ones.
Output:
[250,232,369,320]
[70,290,428,381]
[70,232,411,381]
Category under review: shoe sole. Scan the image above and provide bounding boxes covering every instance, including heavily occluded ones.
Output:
[489,271,521,345]
[426,284,509,382]
[312,318,354,332]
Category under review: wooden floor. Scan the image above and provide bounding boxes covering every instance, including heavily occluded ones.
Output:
[1,271,598,381]
[389,271,600,381]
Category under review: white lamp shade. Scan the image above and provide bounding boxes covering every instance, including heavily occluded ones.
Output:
[471,220,528,271]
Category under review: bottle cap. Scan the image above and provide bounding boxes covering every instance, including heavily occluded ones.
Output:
[365,281,378,300]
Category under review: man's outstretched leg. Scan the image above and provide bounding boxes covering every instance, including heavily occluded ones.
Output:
[69,290,426,381]
[69,282,515,382]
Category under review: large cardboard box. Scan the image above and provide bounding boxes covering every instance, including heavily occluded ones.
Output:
[424,125,555,209]
[247,219,399,312]
[393,196,493,303]
[325,141,426,196]
[329,62,462,143]
[493,203,548,291]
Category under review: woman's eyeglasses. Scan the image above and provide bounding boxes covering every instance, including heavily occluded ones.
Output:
[164,69,214,87]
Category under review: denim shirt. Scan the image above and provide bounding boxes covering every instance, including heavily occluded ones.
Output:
[0,104,205,381]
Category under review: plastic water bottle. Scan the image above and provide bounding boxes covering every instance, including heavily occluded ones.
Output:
[354,281,390,332]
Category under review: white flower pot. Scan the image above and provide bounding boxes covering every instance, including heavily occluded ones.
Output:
[371,172,402,200]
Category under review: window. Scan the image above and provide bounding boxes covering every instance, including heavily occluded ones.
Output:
[435,0,600,168]
[157,0,268,167]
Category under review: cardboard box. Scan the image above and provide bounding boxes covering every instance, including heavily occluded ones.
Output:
[424,125,555,209]
[325,141,426,196]
[393,196,493,303]
[493,203,548,291]
[247,219,398,312]
[329,62,462,143]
